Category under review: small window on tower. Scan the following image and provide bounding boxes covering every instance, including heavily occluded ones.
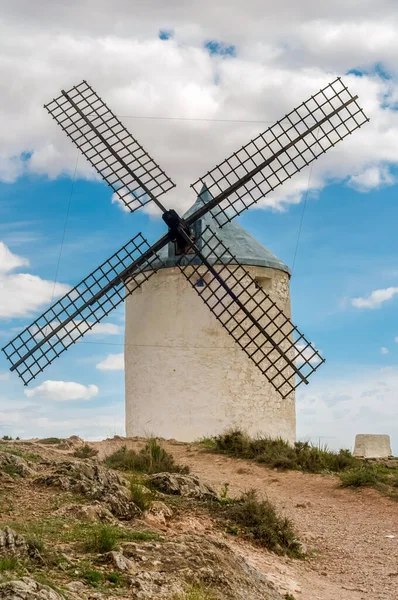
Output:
[254,276,272,291]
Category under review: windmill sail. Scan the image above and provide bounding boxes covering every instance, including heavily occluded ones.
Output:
[45,80,175,213]
[3,77,368,392]
[178,226,324,398]
[189,78,368,226]
[2,233,164,385]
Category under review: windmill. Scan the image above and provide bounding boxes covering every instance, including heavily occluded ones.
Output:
[2,78,368,440]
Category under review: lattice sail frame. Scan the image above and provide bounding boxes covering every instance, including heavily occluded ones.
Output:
[45,80,175,213]
[191,78,369,225]
[178,226,324,398]
[2,234,164,385]
[2,77,369,389]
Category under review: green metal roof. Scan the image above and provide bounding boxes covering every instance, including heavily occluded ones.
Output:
[154,185,291,276]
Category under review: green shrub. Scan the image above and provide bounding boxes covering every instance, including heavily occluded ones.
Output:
[0,556,18,571]
[207,430,357,474]
[81,569,103,587]
[26,534,46,557]
[83,523,158,553]
[40,437,62,445]
[84,525,119,553]
[2,463,24,477]
[106,572,122,586]
[339,465,388,488]
[2,435,13,441]
[105,439,189,475]
[130,481,153,511]
[73,444,99,459]
[221,489,302,558]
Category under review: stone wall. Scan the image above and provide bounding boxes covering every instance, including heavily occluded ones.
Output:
[124,265,296,443]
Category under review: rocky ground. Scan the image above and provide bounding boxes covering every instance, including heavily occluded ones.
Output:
[0,435,397,600]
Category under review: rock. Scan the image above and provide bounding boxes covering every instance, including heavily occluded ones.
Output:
[0,452,35,478]
[108,550,136,573]
[144,501,173,527]
[0,577,64,599]
[148,473,217,500]
[120,534,283,599]
[53,502,114,523]
[35,461,140,520]
[0,527,28,555]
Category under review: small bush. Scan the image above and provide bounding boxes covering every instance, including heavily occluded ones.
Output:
[84,525,119,553]
[339,465,388,488]
[0,557,18,571]
[105,439,189,475]
[222,489,302,558]
[130,481,153,512]
[2,463,25,477]
[82,569,103,587]
[73,444,99,459]
[82,523,158,553]
[207,430,357,474]
[2,435,13,441]
[106,572,122,586]
[26,534,46,557]
[40,437,62,445]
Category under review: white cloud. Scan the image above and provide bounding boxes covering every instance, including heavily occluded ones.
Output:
[295,342,322,365]
[96,353,124,371]
[380,347,389,355]
[24,380,99,402]
[0,5,397,216]
[351,287,398,309]
[0,241,70,319]
[0,241,29,273]
[348,165,395,192]
[37,320,122,341]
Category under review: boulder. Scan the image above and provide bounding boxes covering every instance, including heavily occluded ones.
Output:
[144,501,173,527]
[0,577,64,599]
[53,502,114,523]
[35,461,139,520]
[108,550,137,573]
[0,527,28,555]
[0,452,35,478]
[148,473,217,500]
[121,534,283,600]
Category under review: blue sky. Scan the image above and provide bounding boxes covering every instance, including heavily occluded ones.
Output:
[1,0,398,451]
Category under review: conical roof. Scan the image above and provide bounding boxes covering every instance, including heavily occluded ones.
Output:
[154,186,290,275]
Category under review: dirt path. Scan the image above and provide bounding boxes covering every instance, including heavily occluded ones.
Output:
[21,437,398,599]
[161,441,398,600]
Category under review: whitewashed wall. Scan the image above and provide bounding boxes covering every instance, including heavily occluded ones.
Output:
[125,265,295,443]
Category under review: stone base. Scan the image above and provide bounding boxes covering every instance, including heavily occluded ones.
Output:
[353,434,392,458]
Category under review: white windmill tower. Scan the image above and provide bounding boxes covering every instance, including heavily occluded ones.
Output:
[2,79,368,445]
[125,185,295,442]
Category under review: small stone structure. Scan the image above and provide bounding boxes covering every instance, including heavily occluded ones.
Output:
[353,434,392,458]
[125,186,296,443]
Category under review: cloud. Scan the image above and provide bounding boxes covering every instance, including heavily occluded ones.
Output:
[96,353,124,371]
[351,287,398,309]
[380,347,389,355]
[295,342,322,365]
[0,241,70,319]
[24,380,99,401]
[0,241,29,273]
[297,366,398,454]
[0,372,10,381]
[348,165,395,192]
[0,7,398,216]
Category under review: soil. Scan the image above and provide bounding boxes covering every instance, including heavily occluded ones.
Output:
[3,436,398,600]
[94,437,398,600]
